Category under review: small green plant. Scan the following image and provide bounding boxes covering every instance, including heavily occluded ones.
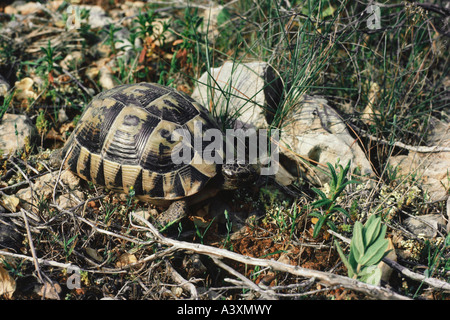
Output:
[36,109,49,147]
[335,214,391,285]
[133,9,157,40]
[222,209,233,249]
[37,40,62,78]
[289,202,302,239]
[0,91,14,122]
[102,24,123,57]
[1,257,25,277]
[102,201,118,225]
[126,186,136,209]
[194,218,215,245]
[171,7,203,73]
[309,161,359,238]
[414,235,450,297]
[59,234,77,261]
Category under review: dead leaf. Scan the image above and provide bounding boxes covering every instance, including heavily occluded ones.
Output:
[138,46,147,64]
[116,253,137,268]
[59,121,75,135]
[0,264,16,299]
[172,39,184,46]
[37,281,61,300]
[48,71,54,84]
[177,84,190,95]
[85,247,103,262]
[45,127,65,142]
[0,194,20,213]
[191,215,211,228]
[175,48,188,64]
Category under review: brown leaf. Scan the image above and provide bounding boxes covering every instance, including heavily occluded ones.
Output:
[59,122,75,136]
[45,127,65,142]
[0,194,20,213]
[37,281,61,300]
[138,46,147,64]
[116,253,137,268]
[0,264,16,299]
[172,39,184,46]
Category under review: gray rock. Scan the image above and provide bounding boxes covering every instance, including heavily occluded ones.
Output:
[79,5,113,30]
[192,61,283,130]
[389,117,450,202]
[0,74,11,97]
[0,113,37,158]
[403,213,446,238]
[280,94,374,185]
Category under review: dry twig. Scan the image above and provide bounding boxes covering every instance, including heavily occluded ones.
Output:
[212,257,277,300]
[131,212,411,300]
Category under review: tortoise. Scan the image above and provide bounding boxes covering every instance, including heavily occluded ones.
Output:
[52,82,258,227]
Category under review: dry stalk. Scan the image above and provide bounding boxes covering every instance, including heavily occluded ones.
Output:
[130,212,411,300]
[165,260,198,299]
[212,256,277,300]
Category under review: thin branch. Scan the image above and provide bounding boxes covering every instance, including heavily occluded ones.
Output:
[165,260,198,299]
[353,126,450,153]
[0,248,77,270]
[21,209,43,283]
[131,212,410,300]
[212,257,277,300]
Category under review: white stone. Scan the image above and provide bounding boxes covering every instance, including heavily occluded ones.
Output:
[192,61,283,130]
[281,94,374,185]
[389,117,450,201]
[0,114,37,158]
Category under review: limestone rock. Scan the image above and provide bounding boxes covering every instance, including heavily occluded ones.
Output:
[192,61,373,186]
[403,214,446,238]
[0,75,10,97]
[192,61,283,130]
[5,1,43,15]
[389,117,450,202]
[16,173,55,209]
[79,5,113,30]
[57,190,84,210]
[0,113,37,158]
[280,94,374,185]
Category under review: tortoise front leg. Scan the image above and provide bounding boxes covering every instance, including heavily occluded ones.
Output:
[154,200,187,231]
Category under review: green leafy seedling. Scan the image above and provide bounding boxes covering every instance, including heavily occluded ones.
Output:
[335,214,391,285]
[309,161,359,238]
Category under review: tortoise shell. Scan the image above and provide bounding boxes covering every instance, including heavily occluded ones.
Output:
[62,83,221,202]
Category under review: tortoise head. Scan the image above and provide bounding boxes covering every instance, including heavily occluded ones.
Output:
[220,162,259,190]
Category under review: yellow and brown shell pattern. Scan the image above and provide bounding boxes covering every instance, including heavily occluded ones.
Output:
[62,83,221,202]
